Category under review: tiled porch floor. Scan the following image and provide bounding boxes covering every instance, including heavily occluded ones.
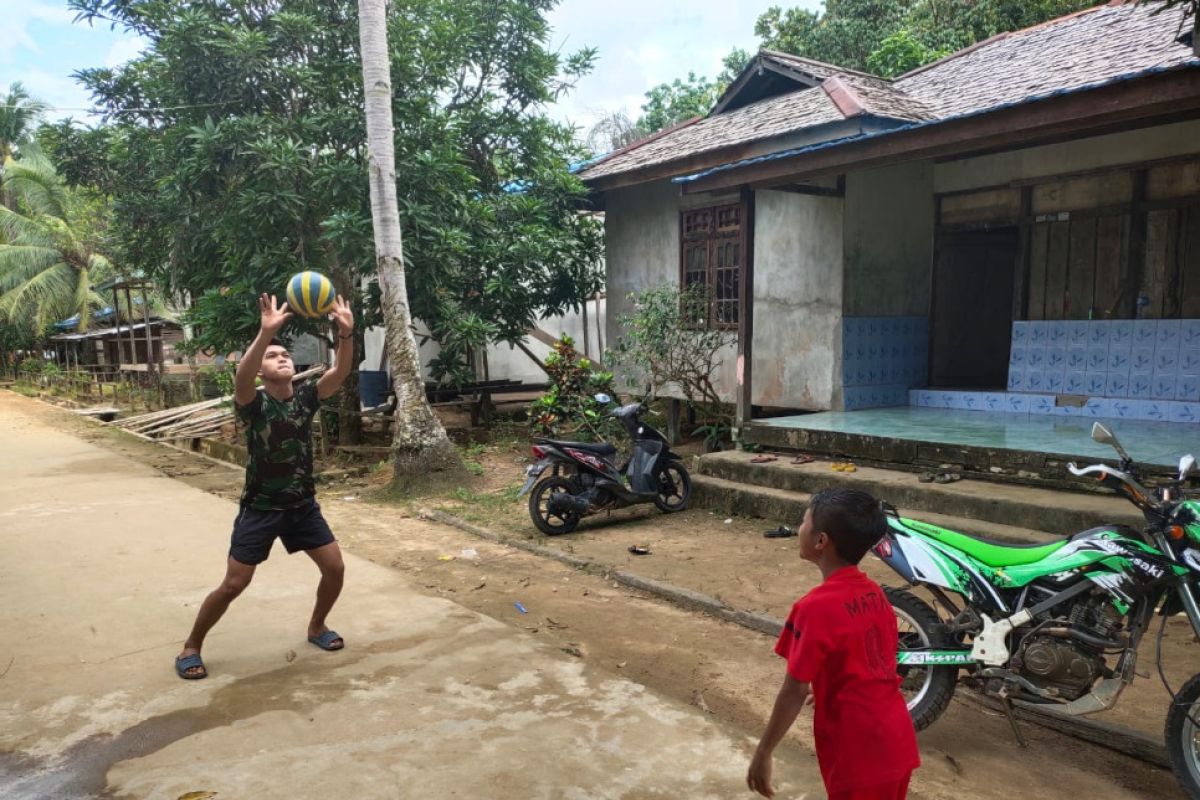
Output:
[756,406,1199,468]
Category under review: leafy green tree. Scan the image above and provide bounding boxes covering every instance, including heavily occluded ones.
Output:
[66,0,602,444]
[0,157,116,335]
[638,72,721,134]
[756,0,914,72]
[753,0,1097,73]
[866,30,947,78]
[628,49,753,138]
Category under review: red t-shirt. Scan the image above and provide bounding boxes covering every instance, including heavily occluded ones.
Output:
[775,567,920,792]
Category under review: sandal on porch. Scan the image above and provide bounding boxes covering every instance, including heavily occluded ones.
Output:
[307,630,345,651]
[749,455,778,464]
[175,653,208,680]
[791,454,814,465]
[933,472,962,484]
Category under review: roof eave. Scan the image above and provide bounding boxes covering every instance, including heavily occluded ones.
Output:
[678,63,1200,195]
[582,117,875,194]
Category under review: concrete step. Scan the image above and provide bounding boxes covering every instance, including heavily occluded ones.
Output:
[691,473,1062,546]
[693,451,1144,536]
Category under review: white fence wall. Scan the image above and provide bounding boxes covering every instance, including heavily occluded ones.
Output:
[360,295,607,385]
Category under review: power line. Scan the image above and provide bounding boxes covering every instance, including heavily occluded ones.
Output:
[0,101,233,114]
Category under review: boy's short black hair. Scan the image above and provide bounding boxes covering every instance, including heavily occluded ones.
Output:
[267,338,287,350]
[808,488,887,564]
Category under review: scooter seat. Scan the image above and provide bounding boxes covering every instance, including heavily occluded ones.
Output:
[542,439,617,457]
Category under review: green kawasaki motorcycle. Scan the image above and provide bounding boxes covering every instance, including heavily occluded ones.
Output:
[875,422,1200,797]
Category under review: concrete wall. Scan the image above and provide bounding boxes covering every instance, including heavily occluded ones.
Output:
[843,160,935,317]
[360,296,606,385]
[752,190,843,410]
[603,181,844,410]
[934,118,1200,194]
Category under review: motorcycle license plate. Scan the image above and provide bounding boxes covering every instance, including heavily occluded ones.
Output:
[517,460,551,497]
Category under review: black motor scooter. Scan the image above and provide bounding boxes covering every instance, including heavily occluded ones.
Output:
[517,393,691,535]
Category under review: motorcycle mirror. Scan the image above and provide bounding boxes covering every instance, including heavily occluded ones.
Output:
[1091,422,1133,464]
[1090,422,1115,445]
[1181,454,1197,482]
[593,393,612,405]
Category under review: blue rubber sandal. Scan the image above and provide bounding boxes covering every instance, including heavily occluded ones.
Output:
[307,630,344,651]
[175,653,208,680]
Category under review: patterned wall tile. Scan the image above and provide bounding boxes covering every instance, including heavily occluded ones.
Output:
[1064,372,1086,394]
[1133,320,1158,347]
[1131,347,1155,373]
[1179,374,1200,402]
[1128,372,1153,399]
[1183,320,1200,348]
[1169,402,1200,424]
[1152,374,1177,401]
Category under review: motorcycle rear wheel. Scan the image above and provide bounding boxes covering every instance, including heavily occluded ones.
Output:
[529,476,582,536]
[885,586,958,731]
[1165,672,1200,800]
[653,463,691,513]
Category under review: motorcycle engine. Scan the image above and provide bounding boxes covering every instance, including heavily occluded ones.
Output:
[1014,636,1105,700]
[1013,599,1120,701]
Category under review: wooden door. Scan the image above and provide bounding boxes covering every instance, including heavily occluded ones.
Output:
[930,229,1018,389]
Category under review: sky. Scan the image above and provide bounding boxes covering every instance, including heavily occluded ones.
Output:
[2,0,822,132]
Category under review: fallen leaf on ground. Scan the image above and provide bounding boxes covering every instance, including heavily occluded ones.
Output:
[285,650,296,663]
[690,689,711,714]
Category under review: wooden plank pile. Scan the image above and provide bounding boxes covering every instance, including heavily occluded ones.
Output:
[108,366,324,441]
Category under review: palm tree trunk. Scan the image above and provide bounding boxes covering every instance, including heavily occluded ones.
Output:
[357,0,462,489]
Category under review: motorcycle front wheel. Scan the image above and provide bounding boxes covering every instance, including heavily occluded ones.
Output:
[1166,672,1200,799]
[529,476,582,536]
[885,587,957,731]
[653,463,691,513]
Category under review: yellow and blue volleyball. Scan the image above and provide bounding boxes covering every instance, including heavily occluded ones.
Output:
[285,271,336,318]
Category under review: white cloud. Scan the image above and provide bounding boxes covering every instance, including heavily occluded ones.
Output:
[105,35,148,68]
[545,0,822,134]
[0,0,76,63]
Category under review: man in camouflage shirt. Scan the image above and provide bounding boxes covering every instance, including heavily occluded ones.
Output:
[175,292,355,679]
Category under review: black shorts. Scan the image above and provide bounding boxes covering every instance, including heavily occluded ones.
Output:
[229,499,336,565]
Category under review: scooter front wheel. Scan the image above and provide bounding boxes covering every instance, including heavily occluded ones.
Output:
[529,476,582,535]
[653,463,691,513]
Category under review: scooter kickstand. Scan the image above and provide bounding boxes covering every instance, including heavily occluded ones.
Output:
[998,688,1027,749]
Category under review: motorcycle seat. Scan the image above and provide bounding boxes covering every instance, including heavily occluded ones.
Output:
[543,440,617,457]
[888,516,1070,568]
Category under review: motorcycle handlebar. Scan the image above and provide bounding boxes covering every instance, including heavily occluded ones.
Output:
[1068,462,1155,510]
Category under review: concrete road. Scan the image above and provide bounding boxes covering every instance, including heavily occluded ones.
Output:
[0,392,803,799]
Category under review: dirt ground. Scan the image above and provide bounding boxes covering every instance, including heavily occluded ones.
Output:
[40,397,1194,800]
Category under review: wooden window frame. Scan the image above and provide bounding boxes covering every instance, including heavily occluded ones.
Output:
[679,202,743,330]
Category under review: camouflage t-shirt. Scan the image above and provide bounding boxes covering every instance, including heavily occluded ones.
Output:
[237,380,320,510]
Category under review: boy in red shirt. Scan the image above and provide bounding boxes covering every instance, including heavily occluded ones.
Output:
[748,488,919,799]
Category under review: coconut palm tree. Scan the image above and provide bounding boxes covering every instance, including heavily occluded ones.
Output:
[357,0,463,488]
[1,83,49,214]
[0,82,47,165]
[0,156,116,334]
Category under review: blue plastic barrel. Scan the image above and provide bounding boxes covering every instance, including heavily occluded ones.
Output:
[359,370,389,408]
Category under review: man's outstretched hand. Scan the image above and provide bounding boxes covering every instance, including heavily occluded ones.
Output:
[259,293,293,334]
[328,296,354,338]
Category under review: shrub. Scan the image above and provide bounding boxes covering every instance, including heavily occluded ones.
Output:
[609,285,736,447]
[528,335,618,441]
